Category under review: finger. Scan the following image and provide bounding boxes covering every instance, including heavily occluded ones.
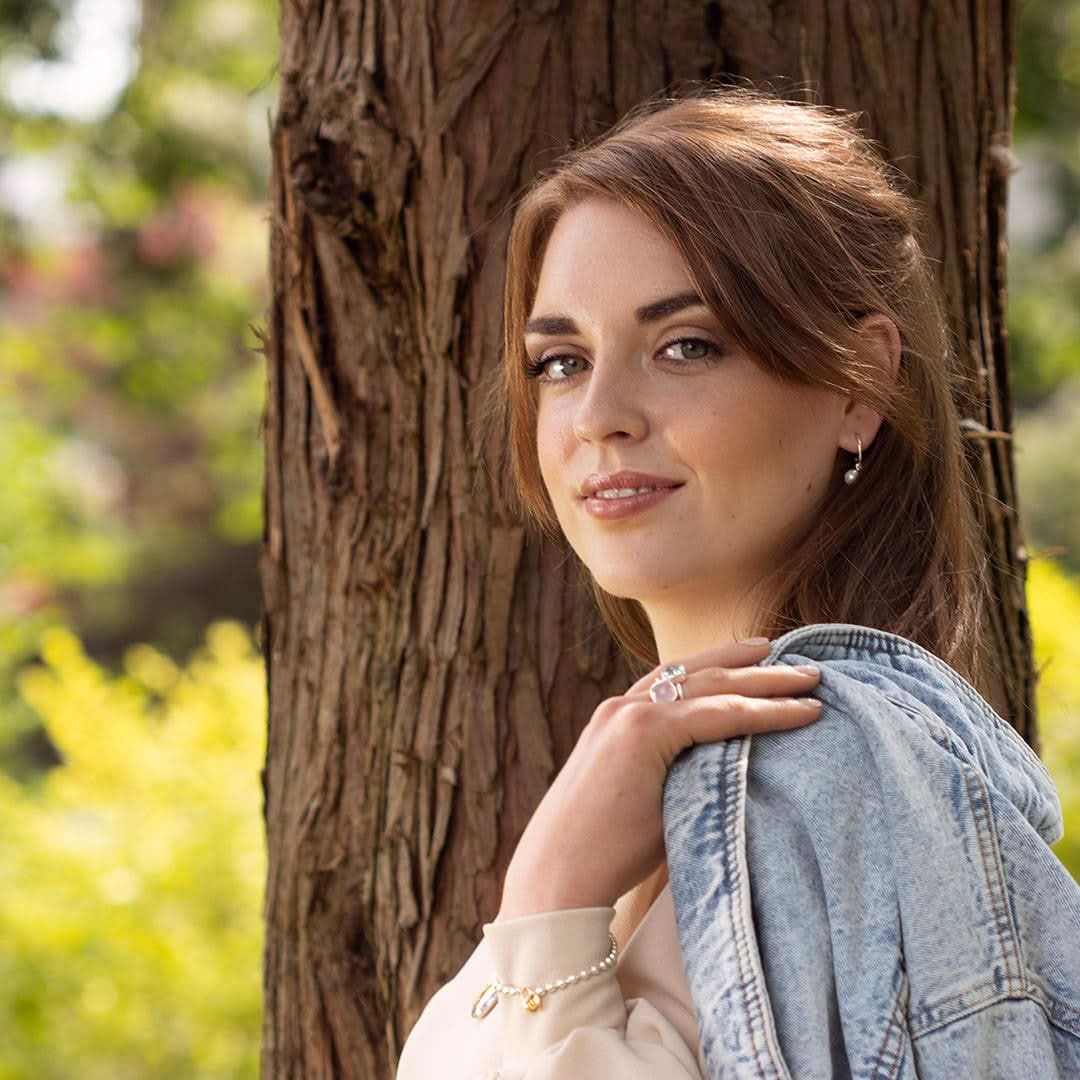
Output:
[664,692,823,753]
[626,638,772,696]
[629,657,817,702]
[634,662,821,702]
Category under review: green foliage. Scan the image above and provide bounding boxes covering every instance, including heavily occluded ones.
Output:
[0,0,275,698]
[0,10,275,1064]
[1016,382,1080,575]
[0,0,68,63]
[1008,247,1080,405]
[1009,0,1080,404]
[1016,0,1080,156]
[0,620,265,1079]
[1029,557,1080,882]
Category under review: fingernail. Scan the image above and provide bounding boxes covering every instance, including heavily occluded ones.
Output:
[797,698,823,709]
[795,664,819,674]
[738,636,770,645]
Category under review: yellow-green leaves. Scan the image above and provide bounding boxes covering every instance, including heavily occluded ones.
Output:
[0,619,265,1079]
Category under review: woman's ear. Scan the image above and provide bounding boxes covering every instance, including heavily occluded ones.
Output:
[858,312,902,387]
[840,313,901,452]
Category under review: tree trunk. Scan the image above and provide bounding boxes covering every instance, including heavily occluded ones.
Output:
[260,1,1030,1074]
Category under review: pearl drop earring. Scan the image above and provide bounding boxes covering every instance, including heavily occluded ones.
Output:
[844,435,864,485]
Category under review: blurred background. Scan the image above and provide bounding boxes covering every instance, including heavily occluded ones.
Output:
[0,0,1077,1075]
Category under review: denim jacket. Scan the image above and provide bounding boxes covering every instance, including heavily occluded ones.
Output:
[662,622,1080,1079]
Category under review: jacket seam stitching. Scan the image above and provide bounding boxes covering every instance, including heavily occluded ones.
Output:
[883,696,1027,996]
[910,981,1080,1040]
[980,768,1027,992]
[1047,998,1080,1039]
[868,978,907,1079]
[958,747,1026,992]
[1015,972,1080,1037]
[725,737,782,1077]
[892,700,1026,995]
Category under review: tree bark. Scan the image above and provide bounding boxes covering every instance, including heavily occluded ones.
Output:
[260,1,1030,1075]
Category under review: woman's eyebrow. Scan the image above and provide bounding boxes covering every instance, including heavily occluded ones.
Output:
[636,290,708,323]
[523,291,707,336]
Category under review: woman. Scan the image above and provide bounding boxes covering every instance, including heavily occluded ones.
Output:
[396,85,1080,1078]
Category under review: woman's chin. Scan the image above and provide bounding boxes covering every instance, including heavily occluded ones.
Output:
[587,567,689,602]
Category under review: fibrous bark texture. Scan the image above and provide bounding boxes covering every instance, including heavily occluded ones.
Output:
[261,2,1028,1075]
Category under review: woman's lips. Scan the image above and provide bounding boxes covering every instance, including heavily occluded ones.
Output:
[581,485,681,520]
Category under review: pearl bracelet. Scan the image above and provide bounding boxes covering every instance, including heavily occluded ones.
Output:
[471,932,619,1020]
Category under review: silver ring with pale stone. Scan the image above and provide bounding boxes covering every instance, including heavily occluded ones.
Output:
[649,663,688,703]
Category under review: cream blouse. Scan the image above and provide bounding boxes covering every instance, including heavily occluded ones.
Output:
[395,875,708,1078]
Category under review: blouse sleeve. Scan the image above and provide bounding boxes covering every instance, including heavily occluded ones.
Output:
[478,906,704,1078]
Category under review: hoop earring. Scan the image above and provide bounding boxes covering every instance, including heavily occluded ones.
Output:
[844,435,864,486]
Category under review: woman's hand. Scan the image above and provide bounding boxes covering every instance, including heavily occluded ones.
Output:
[496,638,822,920]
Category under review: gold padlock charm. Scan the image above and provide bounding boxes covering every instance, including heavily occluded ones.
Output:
[521,989,542,1012]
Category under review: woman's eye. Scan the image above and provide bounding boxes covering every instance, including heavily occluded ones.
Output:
[523,337,721,382]
[524,354,587,382]
[660,337,719,363]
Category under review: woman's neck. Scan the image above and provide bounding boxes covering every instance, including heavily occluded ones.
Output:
[643,586,769,662]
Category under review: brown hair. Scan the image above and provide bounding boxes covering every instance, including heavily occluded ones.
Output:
[481,82,991,692]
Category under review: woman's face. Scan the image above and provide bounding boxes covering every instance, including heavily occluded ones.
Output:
[526,196,851,608]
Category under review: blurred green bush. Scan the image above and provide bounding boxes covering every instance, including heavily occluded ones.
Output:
[0,620,265,1080]
[1016,381,1080,576]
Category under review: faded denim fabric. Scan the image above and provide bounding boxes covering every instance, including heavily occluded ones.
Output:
[662,623,1080,1079]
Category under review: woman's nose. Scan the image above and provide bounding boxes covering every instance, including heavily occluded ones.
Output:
[571,360,649,444]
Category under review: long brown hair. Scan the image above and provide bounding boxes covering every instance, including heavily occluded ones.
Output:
[480,83,991,692]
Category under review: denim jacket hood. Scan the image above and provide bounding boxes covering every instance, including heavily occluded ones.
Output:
[661,622,1080,1079]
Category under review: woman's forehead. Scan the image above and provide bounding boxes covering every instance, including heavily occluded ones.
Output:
[529,200,698,324]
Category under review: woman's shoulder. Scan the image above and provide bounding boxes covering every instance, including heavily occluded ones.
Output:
[747,621,1062,844]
